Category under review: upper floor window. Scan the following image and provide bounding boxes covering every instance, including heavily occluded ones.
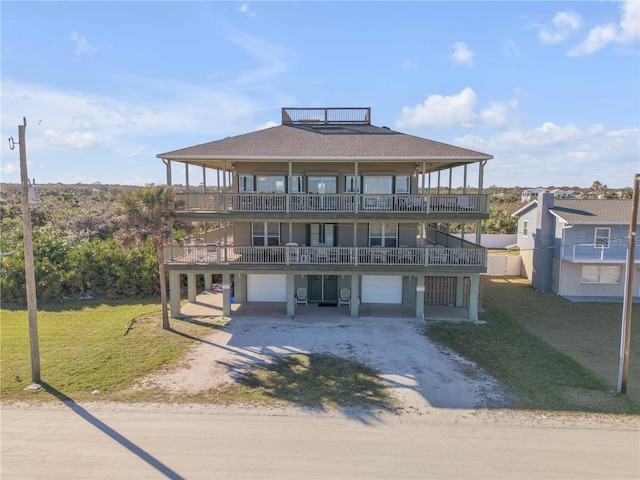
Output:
[308,176,337,194]
[290,175,304,193]
[252,222,280,246]
[369,222,398,247]
[395,176,411,194]
[345,175,360,193]
[523,220,529,237]
[594,228,610,248]
[256,176,285,193]
[239,175,254,193]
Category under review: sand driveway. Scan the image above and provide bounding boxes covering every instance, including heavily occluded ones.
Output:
[138,313,510,413]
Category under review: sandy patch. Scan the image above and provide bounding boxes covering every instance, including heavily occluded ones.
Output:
[135,315,511,413]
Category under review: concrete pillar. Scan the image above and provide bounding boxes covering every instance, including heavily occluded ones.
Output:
[456,276,465,307]
[468,273,480,322]
[222,273,231,316]
[415,276,425,320]
[235,274,246,302]
[187,273,197,303]
[169,271,181,318]
[286,273,295,317]
[204,272,213,291]
[350,274,359,317]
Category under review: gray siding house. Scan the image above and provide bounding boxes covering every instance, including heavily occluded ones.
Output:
[157,107,494,320]
[513,192,640,301]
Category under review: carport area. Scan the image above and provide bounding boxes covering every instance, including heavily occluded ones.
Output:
[178,285,471,322]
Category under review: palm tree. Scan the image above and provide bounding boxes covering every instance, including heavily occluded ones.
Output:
[115,185,180,330]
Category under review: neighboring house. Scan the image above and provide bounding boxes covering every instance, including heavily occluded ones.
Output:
[513,192,639,301]
[157,107,494,320]
[520,187,574,203]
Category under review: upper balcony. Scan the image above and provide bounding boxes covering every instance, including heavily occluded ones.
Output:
[175,192,489,220]
[561,243,640,263]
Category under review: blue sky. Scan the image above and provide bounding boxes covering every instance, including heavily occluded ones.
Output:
[1,1,638,188]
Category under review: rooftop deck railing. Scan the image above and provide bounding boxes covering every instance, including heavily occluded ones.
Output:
[178,193,489,215]
[282,107,371,124]
[165,244,487,268]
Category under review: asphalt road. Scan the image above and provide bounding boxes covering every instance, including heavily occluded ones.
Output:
[1,404,638,479]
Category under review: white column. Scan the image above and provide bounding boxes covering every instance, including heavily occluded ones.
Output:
[222,273,231,316]
[415,276,425,320]
[287,273,295,317]
[350,274,359,317]
[468,273,480,322]
[456,276,465,307]
[187,273,197,303]
[169,271,181,318]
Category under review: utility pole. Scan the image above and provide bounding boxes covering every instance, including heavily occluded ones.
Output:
[12,118,41,384]
[617,173,639,394]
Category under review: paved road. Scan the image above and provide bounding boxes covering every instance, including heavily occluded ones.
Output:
[1,404,638,479]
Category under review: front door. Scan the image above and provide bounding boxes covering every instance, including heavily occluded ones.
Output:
[308,275,338,303]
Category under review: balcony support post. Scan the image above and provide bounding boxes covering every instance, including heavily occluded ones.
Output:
[456,276,465,307]
[169,271,181,318]
[354,161,359,214]
[187,273,197,303]
[350,274,359,317]
[468,273,480,322]
[222,273,231,316]
[204,272,213,291]
[287,273,295,318]
[415,276,425,321]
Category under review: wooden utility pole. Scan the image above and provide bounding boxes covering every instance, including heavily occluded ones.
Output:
[16,117,41,383]
[617,173,639,394]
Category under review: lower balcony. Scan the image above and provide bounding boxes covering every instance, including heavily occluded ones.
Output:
[164,244,487,270]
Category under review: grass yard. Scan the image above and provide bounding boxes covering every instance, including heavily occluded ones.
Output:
[0,299,223,402]
[428,276,640,414]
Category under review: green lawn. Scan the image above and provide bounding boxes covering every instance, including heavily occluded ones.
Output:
[427,276,640,414]
[0,299,222,402]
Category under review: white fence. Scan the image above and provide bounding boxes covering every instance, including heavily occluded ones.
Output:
[452,233,517,249]
[486,255,522,276]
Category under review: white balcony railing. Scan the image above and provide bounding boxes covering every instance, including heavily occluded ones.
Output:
[178,193,489,214]
[562,243,638,263]
[165,244,487,268]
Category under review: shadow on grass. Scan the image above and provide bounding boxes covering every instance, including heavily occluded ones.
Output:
[1,297,160,313]
[235,353,397,423]
[171,316,227,330]
[40,382,184,479]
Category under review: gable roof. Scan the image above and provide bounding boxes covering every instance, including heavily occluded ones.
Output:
[157,123,492,170]
[549,199,634,225]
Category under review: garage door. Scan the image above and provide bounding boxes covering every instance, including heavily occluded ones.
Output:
[361,275,402,304]
[247,274,287,302]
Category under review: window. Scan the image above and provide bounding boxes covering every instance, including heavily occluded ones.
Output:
[363,176,392,194]
[345,175,360,193]
[309,224,335,246]
[256,176,285,193]
[369,222,398,247]
[594,228,610,248]
[308,176,337,194]
[395,175,411,194]
[523,220,529,237]
[290,175,304,193]
[239,175,254,193]
[252,222,280,246]
[581,265,621,284]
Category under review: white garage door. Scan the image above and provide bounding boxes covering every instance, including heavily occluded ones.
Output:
[247,274,287,302]
[361,275,402,304]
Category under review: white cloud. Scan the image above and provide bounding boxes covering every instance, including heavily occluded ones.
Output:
[227,31,291,85]
[451,42,474,66]
[454,123,639,187]
[70,31,96,57]
[502,39,520,58]
[396,88,518,130]
[256,120,278,130]
[44,129,103,148]
[539,10,582,45]
[568,0,640,56]
[240,3,256,17]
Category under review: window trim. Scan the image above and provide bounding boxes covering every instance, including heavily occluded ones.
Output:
[251,222,280,246]
[368,222,398,247]
[523,220,529,237]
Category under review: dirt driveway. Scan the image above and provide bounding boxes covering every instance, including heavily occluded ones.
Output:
[138,314,511,413]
